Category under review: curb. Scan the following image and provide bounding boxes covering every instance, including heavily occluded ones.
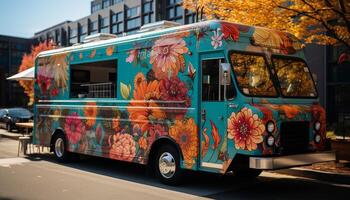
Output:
[275,167,350,185]
[0,133,21,140]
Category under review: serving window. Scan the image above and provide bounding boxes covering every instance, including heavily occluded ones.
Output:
[70,60,117,98]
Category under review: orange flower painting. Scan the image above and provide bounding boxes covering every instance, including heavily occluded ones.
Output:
[128,79,166,133]
[169,118,198,168]
[134,72,146,89]
[84,102,97,128]
[150,36,188,79]
[138,137,148,151]
[109,132,136,161]
[106,46,114,56]
[227,108,265,151]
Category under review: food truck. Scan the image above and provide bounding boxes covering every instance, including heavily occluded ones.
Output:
[33,20,335,184]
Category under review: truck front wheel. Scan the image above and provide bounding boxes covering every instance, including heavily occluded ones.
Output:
[154,145,183,185]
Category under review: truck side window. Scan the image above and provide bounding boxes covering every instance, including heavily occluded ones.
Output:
[202,59,235,101]
[70,59,117,98]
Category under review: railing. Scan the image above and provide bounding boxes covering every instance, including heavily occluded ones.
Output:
[80,82,115,98]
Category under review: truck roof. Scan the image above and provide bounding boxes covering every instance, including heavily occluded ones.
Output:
[36,20,261,58]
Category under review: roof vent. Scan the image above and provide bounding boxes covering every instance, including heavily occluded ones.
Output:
[83,33,117,43]
[139,21,181,33]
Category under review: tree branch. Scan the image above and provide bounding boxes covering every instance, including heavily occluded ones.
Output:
[277,3,350,48]
[324,0,350,33]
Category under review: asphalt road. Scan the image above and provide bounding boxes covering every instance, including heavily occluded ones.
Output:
[0,136,350,200]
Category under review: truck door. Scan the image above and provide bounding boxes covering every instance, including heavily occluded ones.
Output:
[199,52,235,172]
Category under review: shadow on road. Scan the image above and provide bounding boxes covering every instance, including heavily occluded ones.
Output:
[24,153,350,198]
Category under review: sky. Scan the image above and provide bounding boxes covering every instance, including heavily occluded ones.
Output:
[0,0,91,38]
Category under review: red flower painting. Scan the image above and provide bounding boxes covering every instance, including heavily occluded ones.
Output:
[159,76,190,119]
[227,108,265,151]
[64,112,85,144]
[221,22,240,42]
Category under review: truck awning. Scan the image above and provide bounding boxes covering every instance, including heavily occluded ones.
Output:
[7,67,34,81]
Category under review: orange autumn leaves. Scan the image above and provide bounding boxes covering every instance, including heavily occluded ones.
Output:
[18,41,55,105]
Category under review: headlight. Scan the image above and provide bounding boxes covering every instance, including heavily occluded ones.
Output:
[266,135,275,147]
[314,134,321,143]
[314,121,321,131]
[266,121,275,133]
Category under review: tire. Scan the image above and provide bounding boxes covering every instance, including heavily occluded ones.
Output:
[154,145,183,185]
[53,134,70,162]
[6,123,12,132]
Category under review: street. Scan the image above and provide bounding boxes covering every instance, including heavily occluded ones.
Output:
[0,135,350,200]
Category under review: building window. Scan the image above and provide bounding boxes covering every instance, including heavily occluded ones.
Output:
[112,23,123,34]
[143,1,152,13]
[102,0,110,9]
[101,27,110,33]
[127,17,140,30]
[92,3,101,13]
[69,37,78,45]
[70,28,77,37]
[70,60,117,98]
[112,12,123,23]
[175,5,182,17]
[166,0,183,23]
[79,35,87,42]
[185,9,196,24]
[112,0,123,4]
[69,27,78,45]
[79,24,87,42]
[79,25,87,35]
[142,1,154,25]
[127,6,140,18]
[167,8,175,19]
[55,30,61,43]
[100,17,109,27]
[143,13,154,24]
[89,21,98,34]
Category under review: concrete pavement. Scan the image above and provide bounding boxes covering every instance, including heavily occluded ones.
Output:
[0,128,23,140]
[1,138,350,200]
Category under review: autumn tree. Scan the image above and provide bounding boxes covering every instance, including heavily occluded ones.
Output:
[183,0,350,49]
[18,41,55,105]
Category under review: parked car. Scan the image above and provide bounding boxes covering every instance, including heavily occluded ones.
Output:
[0,108,33,132]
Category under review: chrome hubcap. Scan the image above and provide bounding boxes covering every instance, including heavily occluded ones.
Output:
[55,138,64,158]
[159,152,176,179]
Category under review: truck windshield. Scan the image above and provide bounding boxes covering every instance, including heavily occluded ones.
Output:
[272,56,317,98]
[230,52,278,97]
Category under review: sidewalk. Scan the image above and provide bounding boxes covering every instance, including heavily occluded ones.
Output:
[276,165,350,185]
[0,129,22,140]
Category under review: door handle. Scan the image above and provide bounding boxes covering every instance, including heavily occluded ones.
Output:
[201,109,206,121]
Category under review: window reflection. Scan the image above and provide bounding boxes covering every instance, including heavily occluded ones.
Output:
[272,57,317,97]
[230,53,277,96]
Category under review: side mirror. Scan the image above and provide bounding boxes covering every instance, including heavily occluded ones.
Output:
[220,63,231,85]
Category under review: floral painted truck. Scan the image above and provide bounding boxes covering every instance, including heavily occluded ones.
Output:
[33,20,336,184]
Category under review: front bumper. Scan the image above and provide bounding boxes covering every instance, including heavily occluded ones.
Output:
[249,151,336,170]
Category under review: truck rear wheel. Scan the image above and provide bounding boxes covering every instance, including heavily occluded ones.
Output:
[154,145,183,185]
[53,134,70,162]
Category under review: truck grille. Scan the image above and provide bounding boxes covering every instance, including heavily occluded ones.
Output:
[280,121,310,155]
